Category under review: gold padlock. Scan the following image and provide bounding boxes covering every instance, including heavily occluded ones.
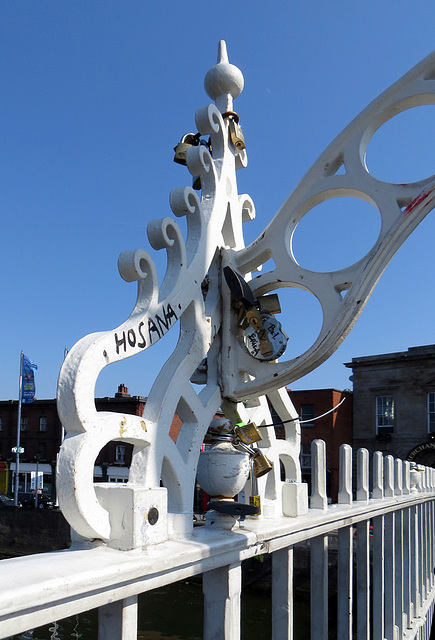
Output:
[249,494,261,515]
[222,111,246,150]
[235,421,262,445]
[245,308,274,357]
[253,452,273,478]
[173,133,198,165]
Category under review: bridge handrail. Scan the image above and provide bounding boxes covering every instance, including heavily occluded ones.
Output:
[0,452,434,639]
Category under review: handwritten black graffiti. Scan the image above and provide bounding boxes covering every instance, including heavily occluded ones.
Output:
[113,303,178,355]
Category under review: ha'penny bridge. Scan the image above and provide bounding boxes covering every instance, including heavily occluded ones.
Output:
[2,42,435,640]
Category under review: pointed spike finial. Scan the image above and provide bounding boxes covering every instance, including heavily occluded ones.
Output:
[204,41,244,112]
[217,40,229,64]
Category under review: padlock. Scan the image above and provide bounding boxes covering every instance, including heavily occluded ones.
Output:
[249,494,261,515]
[249,458,261,516]
[222,111,246,150]
[253,452,273,478]
[235,421,262,445]
[173,133,199,165]
[245,308,274,358]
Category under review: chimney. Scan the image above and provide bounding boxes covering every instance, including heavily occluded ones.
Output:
[115,384,131,398]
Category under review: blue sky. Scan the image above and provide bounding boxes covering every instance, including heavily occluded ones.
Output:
[2,2,435,401]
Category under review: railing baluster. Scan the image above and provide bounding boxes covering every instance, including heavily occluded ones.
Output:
[338,526,353,639]
[310,439,328,510]
[373,451,384,499]
[403,506,411,630]
[311,535,328,640]
[410,504,419,619]
[357,448,369,503]
[203,563,242,640]
[394,459,403,636]
[356,519,370,640]
[373,451,384,640]
[373,514,385,640]
[98,596,138,640]
[272,547,293,640]
[338,444,352,505]
[384,458,396,638]
[384,510,395,640]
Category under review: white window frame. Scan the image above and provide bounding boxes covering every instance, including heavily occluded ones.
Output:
[300,404,315,427]
[376,395,395,433]
[39,417,48,432]
[428,392,435,433]
[115,444,126,465]
[300,442,312,469]
[20,417,28,432]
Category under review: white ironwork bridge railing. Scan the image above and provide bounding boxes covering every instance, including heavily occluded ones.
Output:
[3,41,435,640]
[0,444,434,639]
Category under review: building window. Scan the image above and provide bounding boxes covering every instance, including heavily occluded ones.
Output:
[428,393,435,433]
[115,445,126,465]
[300,442,312,469]
[376,395,394,433]
[300,404,315,427]
[0,418,2,431]
[39,417,48,432]
[38,443,46,460]
[20,417,28,431]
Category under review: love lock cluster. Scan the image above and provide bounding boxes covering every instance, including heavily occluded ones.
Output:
[223,266,288,361]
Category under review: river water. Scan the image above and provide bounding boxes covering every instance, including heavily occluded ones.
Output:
[7,578,311,639]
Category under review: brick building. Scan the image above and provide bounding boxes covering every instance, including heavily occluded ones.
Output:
[287,388,353,502]
[0,384,146,499]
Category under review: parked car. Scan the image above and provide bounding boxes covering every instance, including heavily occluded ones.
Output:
[18,492,54,509]
[0,494,19,508]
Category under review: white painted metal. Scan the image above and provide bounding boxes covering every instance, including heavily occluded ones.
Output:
[356,519,370,640]
[357,447,370,503]
[373,513,386,640]
[272,547,293,640]
[0,446,435,639]
[203,563,242,640]
[310,535,328,639]
[338,443,352,505]
[310,439,328,510]
[4,41,435,640]
[337,526,353,639]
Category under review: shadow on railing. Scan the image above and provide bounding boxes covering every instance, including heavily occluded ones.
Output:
[1,441,435,640]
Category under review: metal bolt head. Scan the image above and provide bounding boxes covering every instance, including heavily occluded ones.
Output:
[147,507,159,526]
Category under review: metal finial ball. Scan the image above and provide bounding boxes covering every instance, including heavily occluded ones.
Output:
[204,41,244,101]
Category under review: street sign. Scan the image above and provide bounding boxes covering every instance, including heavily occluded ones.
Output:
[11,446,24,454]
[30,471,43,490]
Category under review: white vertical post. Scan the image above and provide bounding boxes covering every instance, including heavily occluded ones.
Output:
[311,535,328,640]
[373,514,385,640]
[410,505,419,619]
[394,506,403,637]
[357,519,370,640]
[98,596,138,640]
[203,563,242,640]
[403,506,411,629]
[338,526,353,639]
[310,439,328,510]
[373,451,384,499]
[384,455,394,498]
[384,511,395,640]
[272,547,293,640]
[356,448,369,503]
[338,444,352,505]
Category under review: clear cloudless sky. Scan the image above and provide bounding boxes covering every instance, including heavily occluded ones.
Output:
[2,2,435,401]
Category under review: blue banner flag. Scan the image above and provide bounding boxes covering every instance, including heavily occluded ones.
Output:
[21,355,38,404]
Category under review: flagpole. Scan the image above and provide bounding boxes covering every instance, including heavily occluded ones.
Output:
[14,351,23,506]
